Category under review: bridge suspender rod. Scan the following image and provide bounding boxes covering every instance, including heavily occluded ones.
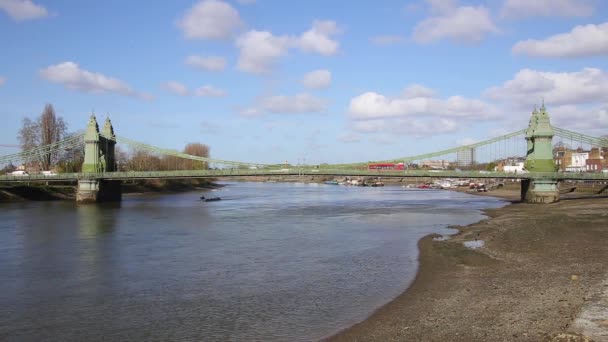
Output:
[0,134,85,164]
[553,127,608,148]
[105,134,273,168]
[0,139,84,165]
[330,129,527,168]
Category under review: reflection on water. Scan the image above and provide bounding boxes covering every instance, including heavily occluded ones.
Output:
[77,203,120,237]
[0,182,506,341]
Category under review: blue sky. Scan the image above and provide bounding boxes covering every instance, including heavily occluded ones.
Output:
[0,0,607,164]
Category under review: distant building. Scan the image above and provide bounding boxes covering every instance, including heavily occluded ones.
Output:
[503,162,525,173]
[457,148,475,167]
[554,146,605,172]
[496,157,525,173]
[420,160,449,170]
[586,147,603,172]
[567,152,589,172]
[553,146,568,170]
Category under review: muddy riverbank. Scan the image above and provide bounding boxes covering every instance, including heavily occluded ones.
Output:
[328,189,608,341]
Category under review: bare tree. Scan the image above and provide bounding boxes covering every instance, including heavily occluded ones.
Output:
[160,155,182,171]
[127,149,161,171]
[18,104,68,170]
[183,142,210,169]
[114,146,129,171]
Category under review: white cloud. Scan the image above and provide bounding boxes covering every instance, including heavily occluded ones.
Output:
[413,1,498,44]
[370,35,403,45]
[185,55,226,72]
[426,0,457,14]
[347,84,498,136]
[302,69,331,89]
[161,82,226,98]
[194,85,227,97]
[40,61,151,99]
[163,81,189,96]
[484,68,608,107]
[549,104,608,135]
[240,93,328,117]
[501,0,594,19]
[349,91,495,120]
[297,20,340,56]
[512,22,608,58]
[177,0,242,40]
[0,0,48,21]
[235,30,291,74]
[0,76,5,86]
[351,118,459,136]
[262,93,327,113]
[235,20,340,75]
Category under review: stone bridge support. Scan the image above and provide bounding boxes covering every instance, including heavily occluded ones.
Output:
[77,115,122,203]
[76,179,122,203]
[521,179,559,204]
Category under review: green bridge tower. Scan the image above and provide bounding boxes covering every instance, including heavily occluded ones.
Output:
[521,104,559,203]
[77,114,121,203]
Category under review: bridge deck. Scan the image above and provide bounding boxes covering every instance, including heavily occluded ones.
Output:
[1,169,608,182]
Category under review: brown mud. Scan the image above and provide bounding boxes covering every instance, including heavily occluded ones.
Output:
[327,189,608,341]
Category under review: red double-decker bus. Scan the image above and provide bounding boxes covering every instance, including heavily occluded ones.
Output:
[368,163,405,170]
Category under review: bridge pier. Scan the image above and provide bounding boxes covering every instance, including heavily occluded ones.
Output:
[521,179,559,204]
[76,179,122,203]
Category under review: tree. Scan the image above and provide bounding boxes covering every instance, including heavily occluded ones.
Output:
[485,161,497,171]
[18,104,67,170]
[127,149,161,171]
[1,162,16,175]
[114,146,129,171]
[183,142,210,169]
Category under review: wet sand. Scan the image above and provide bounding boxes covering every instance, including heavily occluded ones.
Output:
[327,189,608,341]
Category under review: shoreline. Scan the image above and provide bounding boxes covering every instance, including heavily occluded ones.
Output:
[0,179,222,202]
[326,189,608,341]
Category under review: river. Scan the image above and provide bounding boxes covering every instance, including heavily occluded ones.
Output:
[0,182,506,341]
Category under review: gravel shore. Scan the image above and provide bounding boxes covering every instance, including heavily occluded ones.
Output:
[327,190,608,341]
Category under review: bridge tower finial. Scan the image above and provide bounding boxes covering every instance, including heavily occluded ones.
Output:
[102,116,115,139]
[87,113,99,132]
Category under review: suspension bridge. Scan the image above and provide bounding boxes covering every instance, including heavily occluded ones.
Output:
[1,105,607,203]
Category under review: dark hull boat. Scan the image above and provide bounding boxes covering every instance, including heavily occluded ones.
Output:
[200,196,221,202]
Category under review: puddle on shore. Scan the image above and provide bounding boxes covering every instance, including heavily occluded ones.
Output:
[464,240,485,249]
[433,235,451,241]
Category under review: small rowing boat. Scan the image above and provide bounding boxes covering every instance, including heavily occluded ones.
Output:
[200,196,221,202]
